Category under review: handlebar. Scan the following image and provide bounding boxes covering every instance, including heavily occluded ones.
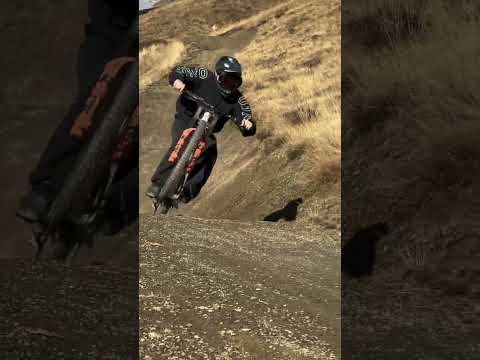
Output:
[182,90,216,113]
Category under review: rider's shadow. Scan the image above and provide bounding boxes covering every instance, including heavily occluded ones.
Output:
[263,198,303,222]
[341,222,390,278]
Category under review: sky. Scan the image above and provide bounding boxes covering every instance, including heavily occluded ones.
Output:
[139,0,157,10]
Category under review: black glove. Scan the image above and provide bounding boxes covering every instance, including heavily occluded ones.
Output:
[241,122,256,137]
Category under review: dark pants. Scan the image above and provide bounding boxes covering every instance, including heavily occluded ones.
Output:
[103,163,139,234]
[151,115,218,201]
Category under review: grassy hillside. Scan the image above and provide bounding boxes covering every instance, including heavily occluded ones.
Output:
[343,0,480,281]
[342,1,480,353]
[140,0,340,229]
[228,0,340,173]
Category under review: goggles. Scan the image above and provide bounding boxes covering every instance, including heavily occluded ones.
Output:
[216,72,242,91]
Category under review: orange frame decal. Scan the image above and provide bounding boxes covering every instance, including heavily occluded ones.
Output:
[168,128,196,163]
[186,140,207,174]
[70,57,136,138]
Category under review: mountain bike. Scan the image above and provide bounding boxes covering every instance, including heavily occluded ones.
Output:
[150,90,220,215]
[33,17,139,264]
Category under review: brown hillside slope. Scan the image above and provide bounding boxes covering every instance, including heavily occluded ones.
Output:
[139,0,340,230]
[140,0,284,47]
[342,1,480,358]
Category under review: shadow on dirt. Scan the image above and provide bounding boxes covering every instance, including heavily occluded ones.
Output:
[263,198,303,222]
[341,222,389,278]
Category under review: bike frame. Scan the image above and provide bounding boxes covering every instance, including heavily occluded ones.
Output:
[153,91,220,214]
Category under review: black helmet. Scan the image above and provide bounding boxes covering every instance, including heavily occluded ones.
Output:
[215,56,243,96]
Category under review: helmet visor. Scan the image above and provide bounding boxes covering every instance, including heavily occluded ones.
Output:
[217,72,242,91]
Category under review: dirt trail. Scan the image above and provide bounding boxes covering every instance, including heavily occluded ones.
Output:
[0,263,138,360]
[140,215,340,359]
[0,224,139,360]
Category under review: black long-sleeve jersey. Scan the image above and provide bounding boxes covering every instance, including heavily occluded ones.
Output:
[168,65,256,137]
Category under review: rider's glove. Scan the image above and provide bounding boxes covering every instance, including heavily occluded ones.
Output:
[240,119,256,137]
[173,79,186,92]
[241,119,254,130]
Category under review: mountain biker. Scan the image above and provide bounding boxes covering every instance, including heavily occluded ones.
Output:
[16,0,138,234]
[146,56,256,205]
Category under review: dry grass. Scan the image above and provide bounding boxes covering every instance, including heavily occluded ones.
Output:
[224,0,340,175]
[344,0,430,48]
[343,0,480,273]
[398,241,440,270]
[269,73,340,167]
[139,41,185,91]
[343,3,479,352]
[302,194,340,229]
[344,0,480,194]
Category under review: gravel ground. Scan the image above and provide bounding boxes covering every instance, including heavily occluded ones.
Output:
[0,225,139,360]
[140,215,340,359]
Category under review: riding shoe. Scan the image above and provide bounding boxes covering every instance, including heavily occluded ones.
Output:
[16,182,54,223]
[145,183,161,199]
[146,182,191,204]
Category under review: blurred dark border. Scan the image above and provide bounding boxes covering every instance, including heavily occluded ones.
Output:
[342,1,479,359]
[0,1,139,359]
